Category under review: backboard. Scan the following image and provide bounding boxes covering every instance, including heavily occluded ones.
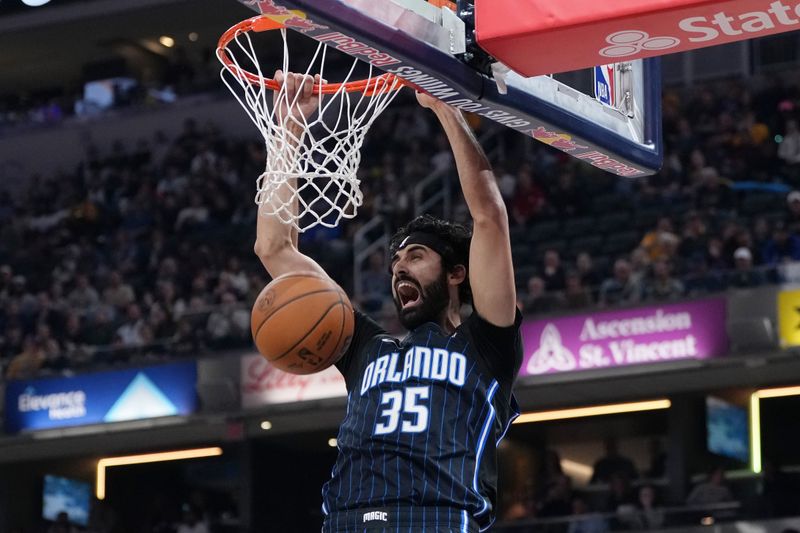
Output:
[232,0,663,177]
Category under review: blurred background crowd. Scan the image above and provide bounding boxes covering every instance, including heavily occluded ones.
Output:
[3,66,800,382]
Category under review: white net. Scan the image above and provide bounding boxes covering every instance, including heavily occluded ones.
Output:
[218,24,404,232]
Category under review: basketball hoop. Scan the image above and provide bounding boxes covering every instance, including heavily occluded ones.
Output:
[217,16,406,232]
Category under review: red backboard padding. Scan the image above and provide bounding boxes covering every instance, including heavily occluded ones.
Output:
[476,0,800,76]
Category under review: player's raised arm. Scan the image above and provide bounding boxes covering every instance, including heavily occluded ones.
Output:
[254,71,328,279]
[418,92,516,327]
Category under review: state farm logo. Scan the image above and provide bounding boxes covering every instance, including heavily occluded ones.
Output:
[600,1,800,59]
[526,324,577,375]
[600,30,681,58]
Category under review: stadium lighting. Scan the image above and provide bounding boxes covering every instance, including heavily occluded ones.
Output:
[513,399,671,424]
[96,447,222,500]
[260,420,273,431]
[561,459,593,480]
[750,385,800,474]
[750,393,762,474]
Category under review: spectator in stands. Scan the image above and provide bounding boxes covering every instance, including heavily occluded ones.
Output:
[762,222,800,265]
[728,247,765,288]
[576,252,602,290]
[176,506,209,533]
[620,485,665,530]
[102,271,136,311]
[630,247,651,286]
[645,439,667,479]
[541,249,566,291]
[778,119,800,165]
[61,312,89,362]
[206,292,249,349]
[786,190,800,234]
[67,275,99,314]
[47,511,79,533]
[598,260,641,307]
[5,335,45,380]
[538,472,573,517]
[84,306,117,348]
[36,323,66,372]
[510,166,546,226]
[0,264,12,298]
[604,471,638,514]
[537,449,568,499]
[0,324,24,363]
[358,250,392,314]
[567,495,608,533]
[175,193,210,233]
[494,163,516,205]
[503,477,537,522]
[220,257,249,297]
[522,276,565,314]
[694,167,734,212]
[686,466,734,506]
[147,302,174,341]
[548,170,584,217]
[643,259,685,301]
[678,212,709,262]
[172,318,205,355]
[564,271,593,310]
[114,303,153,348]
[591,437,638,484]
[640,217,678,261]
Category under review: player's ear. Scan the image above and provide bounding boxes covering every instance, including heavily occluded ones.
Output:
[447,264,467,286]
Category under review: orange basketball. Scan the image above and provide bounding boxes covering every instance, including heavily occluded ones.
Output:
[251,272,354,375]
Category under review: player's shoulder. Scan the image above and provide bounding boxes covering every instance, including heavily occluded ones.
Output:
[457,307,523,336]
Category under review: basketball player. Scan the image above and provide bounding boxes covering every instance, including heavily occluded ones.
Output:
[256,71,521,533]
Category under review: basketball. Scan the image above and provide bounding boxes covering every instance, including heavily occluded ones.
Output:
[251,272,354,375]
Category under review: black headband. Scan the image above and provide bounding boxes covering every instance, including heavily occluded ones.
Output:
[394,231,451,259]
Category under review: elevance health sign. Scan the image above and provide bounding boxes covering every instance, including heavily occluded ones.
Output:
[520,298,728,377]
[4,361,197,433]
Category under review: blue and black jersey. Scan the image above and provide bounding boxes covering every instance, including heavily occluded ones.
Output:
[322,309,523,532]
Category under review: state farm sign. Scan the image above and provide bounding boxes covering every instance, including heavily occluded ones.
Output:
[476,0,800,76]
[241,353,346,408]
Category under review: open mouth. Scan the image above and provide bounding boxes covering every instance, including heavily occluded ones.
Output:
[396,281,421,310]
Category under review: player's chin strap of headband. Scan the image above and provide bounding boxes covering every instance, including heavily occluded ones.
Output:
[396,232,451,259]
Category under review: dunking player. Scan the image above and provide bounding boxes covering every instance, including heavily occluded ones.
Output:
[255,71,521,533]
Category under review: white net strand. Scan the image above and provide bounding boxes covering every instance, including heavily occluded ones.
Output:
[218,26,403,232]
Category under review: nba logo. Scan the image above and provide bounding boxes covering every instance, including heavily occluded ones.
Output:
[594,64,616,107]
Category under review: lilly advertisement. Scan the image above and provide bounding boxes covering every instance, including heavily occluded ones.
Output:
[4,362,197,433]
[241,353,346,408]
[521,298,728,377]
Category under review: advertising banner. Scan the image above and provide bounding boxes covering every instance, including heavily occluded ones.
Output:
[241,353,346,408]
[777,289,800,347]
[521,298,728,377]
[4,361,197,433]
[477,0,800,76]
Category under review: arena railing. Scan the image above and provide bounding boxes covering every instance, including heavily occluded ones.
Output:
[493,501,743,533]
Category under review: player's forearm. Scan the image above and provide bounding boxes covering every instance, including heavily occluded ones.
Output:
[432,106,506,221]
[255,123,303,256]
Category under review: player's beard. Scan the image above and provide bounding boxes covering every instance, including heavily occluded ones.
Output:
[394,270,450,331]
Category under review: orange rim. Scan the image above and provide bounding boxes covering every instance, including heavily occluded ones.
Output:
[217,16,405,96]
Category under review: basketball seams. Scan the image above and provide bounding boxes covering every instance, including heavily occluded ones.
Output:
[261,299,344,364]
[253,287,341,339]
